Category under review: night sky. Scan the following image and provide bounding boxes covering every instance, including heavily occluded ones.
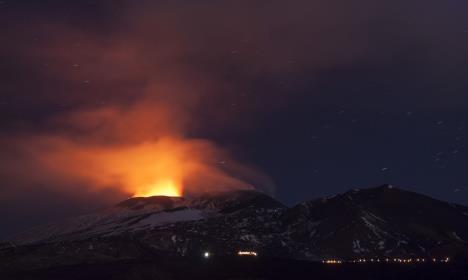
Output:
[1,0,468,238]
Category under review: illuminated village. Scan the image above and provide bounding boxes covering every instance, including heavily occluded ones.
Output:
[322,257,450,264]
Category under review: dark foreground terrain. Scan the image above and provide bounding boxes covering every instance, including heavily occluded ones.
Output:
[2,256,468,280]
[7,186,468,263]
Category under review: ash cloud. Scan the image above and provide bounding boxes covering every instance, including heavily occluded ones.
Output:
[1,0,467,237]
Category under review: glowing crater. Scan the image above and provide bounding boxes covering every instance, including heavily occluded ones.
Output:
[133,178,182,197]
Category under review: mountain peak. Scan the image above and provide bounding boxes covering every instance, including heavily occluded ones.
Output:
[187,189,285,213]
[7,185,468,265]
[116,195,185,211]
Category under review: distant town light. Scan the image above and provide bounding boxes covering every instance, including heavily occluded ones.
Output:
[203,251,210,258]
[237,251,258,257]
[334,256,451,265]
[323,259,342,264]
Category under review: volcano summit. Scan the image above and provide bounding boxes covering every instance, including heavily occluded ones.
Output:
[2,185,468,273]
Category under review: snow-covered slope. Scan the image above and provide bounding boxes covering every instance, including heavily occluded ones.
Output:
[10,190,283,245]
[10,196,187,245]
[3,186,468,271]
[283,185,468,258]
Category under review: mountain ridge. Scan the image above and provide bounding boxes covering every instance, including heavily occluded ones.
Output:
[2,185,468,271]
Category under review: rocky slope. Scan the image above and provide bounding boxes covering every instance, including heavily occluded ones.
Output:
[1,185,468,271]
[283,185,468,258]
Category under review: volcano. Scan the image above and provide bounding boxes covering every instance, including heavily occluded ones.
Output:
[1,186,468,272]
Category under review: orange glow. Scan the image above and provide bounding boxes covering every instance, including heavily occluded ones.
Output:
[7,101,269,199]
[133,178,182,197]
[34,136,201,198]
[24,133,256,198]
[237,251,258,256]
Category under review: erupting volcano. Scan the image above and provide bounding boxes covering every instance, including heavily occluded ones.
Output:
[3,101,270,202]
[133,179,182,198]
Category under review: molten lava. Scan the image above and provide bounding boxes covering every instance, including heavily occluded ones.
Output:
[8,103,268,200]
[133,178,182,197]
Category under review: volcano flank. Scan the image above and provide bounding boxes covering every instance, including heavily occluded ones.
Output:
[2,185,468,275]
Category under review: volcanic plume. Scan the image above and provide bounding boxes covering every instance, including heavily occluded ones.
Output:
[2,98,272,199]
[2,0,436,236]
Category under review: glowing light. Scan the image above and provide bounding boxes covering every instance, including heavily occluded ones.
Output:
[237,251,257,256]
[323,259,342,264]
[203,252,210,258]
[133,178,182,197]
[343,257,449,265]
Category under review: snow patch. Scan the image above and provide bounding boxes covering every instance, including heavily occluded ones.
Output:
[361,217,383,238]
[352,239,369,253]
[365,211,386,223]
[452,232,464,241]
[360,211,388,238]
[138,209,205,227]
[397,240,408,247]
[240,234,260,243]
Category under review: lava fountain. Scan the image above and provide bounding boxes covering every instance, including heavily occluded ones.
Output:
[6,103,268,200]
[133,178,182,197]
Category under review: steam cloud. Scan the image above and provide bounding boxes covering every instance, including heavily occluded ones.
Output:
[2,101,273,198]
[2,0,461,236]
[1,0,370,203]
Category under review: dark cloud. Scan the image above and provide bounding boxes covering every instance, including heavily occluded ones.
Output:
[1,0,468,237]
